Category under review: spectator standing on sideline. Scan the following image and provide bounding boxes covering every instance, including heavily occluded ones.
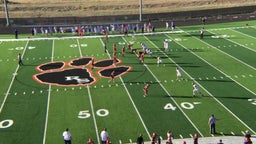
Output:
[217,139,224,144]
[14,29,18,39]
[208,114,217,134]
[193,133,198,144]
[201,17,206,25]
[106,137,111,144]
[166,130,173,144]
[87,138,95,144]
[63,128,72,144]
[244,130,252,144]
[100,128,109,144]
[171,21,175,31]
[18,53,23,66]
[137,133,144,144]
[151,132,157,144]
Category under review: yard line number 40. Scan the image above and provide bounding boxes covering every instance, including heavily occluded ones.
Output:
[78,109,109,119]
[164,102,201,110]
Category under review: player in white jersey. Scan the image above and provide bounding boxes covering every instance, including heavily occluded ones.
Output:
[157,56,162,66]
[192,82,203,97]
[176,67,182,80]
[163,39,169,52]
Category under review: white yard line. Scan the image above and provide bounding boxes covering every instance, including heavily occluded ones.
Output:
[230,29,256,40]
[164,33,256,134]
[186,29,256,72]
[179,29,256,95]
[77,38,100,144]
[0,40,29,113]
[208,30,256,53]
[43,40,54,144]
[100,38,152,139]
[87,86,100,144]
[77,39,83,57]
[141,36,204,137]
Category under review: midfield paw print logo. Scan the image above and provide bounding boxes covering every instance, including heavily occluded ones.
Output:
[33,57,132,86]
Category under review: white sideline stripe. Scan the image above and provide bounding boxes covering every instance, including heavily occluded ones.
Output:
[167,31,256,134]
[143,36,204,137]
[0,30,183,42]
[43,40,54,144]
[77,38,100,144]
[208,30,256,53]
[230,29,256,40]
[203,25,256,32]
[0,25,255,42]
[101,38,151,139]
[0,40,29,113]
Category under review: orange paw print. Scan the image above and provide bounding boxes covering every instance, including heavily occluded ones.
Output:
[33,57,132,86]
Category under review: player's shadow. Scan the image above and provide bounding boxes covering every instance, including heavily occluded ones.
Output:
[21,64,40,66]
[213,95,251,100]
[196,79,233,82]
[167,95,199,98]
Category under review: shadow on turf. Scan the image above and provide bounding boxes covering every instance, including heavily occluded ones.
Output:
[214,96,252,100]
[212,132,244,136]
[168,95,198,98]
[197,79,234,82]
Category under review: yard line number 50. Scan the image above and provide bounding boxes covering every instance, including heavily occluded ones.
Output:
[78,109,109,119]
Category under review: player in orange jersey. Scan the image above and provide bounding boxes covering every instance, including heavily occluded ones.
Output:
[143,83,150,97]
[91,58,94,70]
[140,53,144,63]
[108,70,115,82]
[122,46,125,56]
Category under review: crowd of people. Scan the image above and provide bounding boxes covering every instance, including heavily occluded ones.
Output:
[63,114,254,144]
[24,22,158,38]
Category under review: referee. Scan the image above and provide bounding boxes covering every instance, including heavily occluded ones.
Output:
[208,114,217,134]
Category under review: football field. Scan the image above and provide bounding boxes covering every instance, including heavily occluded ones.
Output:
[0,20,256,144]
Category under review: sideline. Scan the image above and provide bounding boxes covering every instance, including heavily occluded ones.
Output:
[143,136,256,144]
[0,25,255,42]
[0,40,29,113]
